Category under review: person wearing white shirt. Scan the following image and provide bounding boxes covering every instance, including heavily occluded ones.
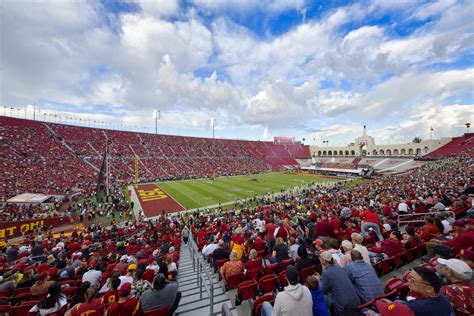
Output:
[398,202,409,213]
[202,240,218,260]
[82,265,102,288]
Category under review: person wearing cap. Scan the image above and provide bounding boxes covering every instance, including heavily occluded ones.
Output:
[351,233,370,263]
[338,240,353,268]
[438,258,473,316]
[115,255,130,274]
[261,265,312,316]
[382,267,453,316]
[30,272,54,296]
[119,264,136,288]
[140,273,181,314]
[346,250,384,304]
[460,248,474,269]
[316,249,360,315]
[106,282,140,316]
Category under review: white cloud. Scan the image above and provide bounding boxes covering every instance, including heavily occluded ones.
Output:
[135,0,179,17]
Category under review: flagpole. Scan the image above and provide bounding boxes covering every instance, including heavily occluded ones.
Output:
[106,141,109,197]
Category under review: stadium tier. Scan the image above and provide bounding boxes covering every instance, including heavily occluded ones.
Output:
[424,133,474,158]
[0,116,310,201]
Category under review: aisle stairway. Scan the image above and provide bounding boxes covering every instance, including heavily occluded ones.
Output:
[175,242,238,315]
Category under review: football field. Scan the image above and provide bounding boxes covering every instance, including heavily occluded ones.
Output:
[132,172,339,217]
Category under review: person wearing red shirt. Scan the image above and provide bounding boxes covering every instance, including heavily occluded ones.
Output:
[360,207,384,241]
[314,215,333,241]
[329,213,342,239]
[253,235,266,252]
[230,227,245,260]
[69,286,104,316]
[264,218,277,251]
[369,231,405,258]
[106,282,140,316]
[102,277,121,305]
[274,222,289,241]
[420,217,440,241]
[244,249,262,270]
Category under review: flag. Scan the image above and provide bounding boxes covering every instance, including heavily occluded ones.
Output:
[96,147,107,202]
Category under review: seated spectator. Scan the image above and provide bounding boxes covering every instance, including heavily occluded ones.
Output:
[295,245,313,271]
[338,240,353,268]
[382,267,453,316]
[202,239,218,260]
[165,254,177,280]
[211,240,228,266]
[369,231,405,259]
[101,276,121,305]
[119,264,136,288]
[402,226,422,250]
[29,282,68,315]
[220,251,244,279]
[132,269,151,297]
[244,249,262,270]
[66,286,103,316]
[438,258,473,316]
[346,250,384,303]
[30,272,54,296]
[82,264,103,288]
[317,250,360,314]
[261,265,312,316]
[421,217,441,241]
[106,282,140,316]
[288,237,299,261]
[71,281,91,308]
[351,233,370,263]
[140,273,181,314]
[460,248,474,269]
[269,237,289,264]
[306,275,330,316]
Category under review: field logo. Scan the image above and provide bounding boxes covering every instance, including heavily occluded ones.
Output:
[137,188,168,202]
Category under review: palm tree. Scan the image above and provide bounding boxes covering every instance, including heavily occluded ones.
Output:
[466,123,471,133]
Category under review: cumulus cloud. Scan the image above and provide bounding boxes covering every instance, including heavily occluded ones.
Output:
[1,0,472,144]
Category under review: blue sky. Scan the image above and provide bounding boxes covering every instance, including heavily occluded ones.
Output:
[1,0,473,145]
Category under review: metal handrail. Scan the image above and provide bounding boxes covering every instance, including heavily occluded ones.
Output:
[188,231,215,315]
[397,210,455,227]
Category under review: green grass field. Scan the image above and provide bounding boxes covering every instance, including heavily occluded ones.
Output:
[157,172,336,210]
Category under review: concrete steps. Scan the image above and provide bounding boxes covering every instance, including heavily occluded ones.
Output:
[176,242,238,316]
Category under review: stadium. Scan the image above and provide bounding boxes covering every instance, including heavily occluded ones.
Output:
[1,1,474,316]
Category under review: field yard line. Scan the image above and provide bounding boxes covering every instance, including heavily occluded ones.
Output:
[160,182,204,209]
[155,185,187,210]
[178,181,229,204]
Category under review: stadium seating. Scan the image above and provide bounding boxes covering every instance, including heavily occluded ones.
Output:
[425,133,474,158]
[1,116,310,201]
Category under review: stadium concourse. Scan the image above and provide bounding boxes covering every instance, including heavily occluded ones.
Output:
[0,116,473,315]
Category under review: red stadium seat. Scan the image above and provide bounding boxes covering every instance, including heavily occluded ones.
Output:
[252,293,275,316]
[235,281,258,305]
[258,275,278,295]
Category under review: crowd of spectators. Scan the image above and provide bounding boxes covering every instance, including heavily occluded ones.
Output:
[190,155,473,315]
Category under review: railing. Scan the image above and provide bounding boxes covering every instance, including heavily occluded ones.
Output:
[188,232,215,315]
[397,211,455,227]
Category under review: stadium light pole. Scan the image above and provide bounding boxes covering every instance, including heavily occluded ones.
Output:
[153,109,160,134]
[211,117,216,139]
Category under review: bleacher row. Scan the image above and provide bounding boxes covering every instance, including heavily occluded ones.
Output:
[0,116,310,201]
